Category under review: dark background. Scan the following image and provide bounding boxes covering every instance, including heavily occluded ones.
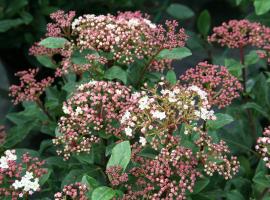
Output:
[0,0,261,119]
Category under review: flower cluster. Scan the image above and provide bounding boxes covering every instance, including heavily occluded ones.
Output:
[9,68,54,105]
[208,19,264,48]
[106,165,128,186]
[256,126,270,168]
[180,62,242,108]
[71,12,187,72]
[121,80,216,149]
[0,150,46,199]
[30,10,187,76]
[54,182,88,200]
[195,131,240,179]
[122,141,201,200]
[53,81,137,159]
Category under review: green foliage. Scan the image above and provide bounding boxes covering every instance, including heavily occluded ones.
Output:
[105,66,128,84]
[91,186,115,200]
[156,47,192,60]
[39,37,68,49]
[197,10,211,36]
[107,141,131,171]
[166,3,194,20]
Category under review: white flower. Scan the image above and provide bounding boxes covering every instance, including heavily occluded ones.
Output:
[195,107,215,120]
[188,85,208,100]
[263,157,269,161]
[62,105,70,114]
[75,107,83,116]
[106,24,116,29]
[139,137,147,146]
[151,110,166,120]
[12,171,40,194]
[127,18,140,27]
[120,111,131,124]
[138,96,150,110]
[0,150,17,169]
[143,19,156,29]
[125,127,133,136]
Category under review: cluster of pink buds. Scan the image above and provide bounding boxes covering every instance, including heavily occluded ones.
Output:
[120,80,216,149]
[0,150,46,199]
[208,19,264,48]
[106,165,128,186]
[122,141,201,200]
[9,68,54,105]
[195,131,240,179]
[30,10,187,76]
[54,182,88,200]
[180,62,242,108]
[256,126,270,168]
[53,81,137,159]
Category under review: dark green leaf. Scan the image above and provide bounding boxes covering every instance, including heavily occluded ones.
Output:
[226,190,245,200]
[254,0,270,15]
[91,186,115,200]
[166,70,177,85]
[167,4,194,20]
[107,141,131,171]
[104,66,128,84]
[36,55,56,69]
[0,19,24,32]
[206,113,234,130]
[39,37,68,48]
[193,177,210,194]
[197,10,211,36]
[156,47,192,60]
[81,175,100,190]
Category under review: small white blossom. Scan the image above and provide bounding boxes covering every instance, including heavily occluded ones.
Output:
[143,19,156,29]
[75,107,83,116]
[0,150,17,169]
[127,18,140,27]
[125,127,133,136]
[62,105,70,114]
[12,171,40,194]
[138,96,150,110]
[152,110,166,120]
[121,111,131,124]
[139,137,147,146]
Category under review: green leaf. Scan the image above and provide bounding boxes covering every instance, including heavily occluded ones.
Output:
[156,47,192,60]
[242,102,270,120]
[61,169,85,188]
[197,10,211,36]
[6,0,28,16]
[235,0,242,5]
[39,37,68,49]
[20,11,33,25]
[253,171,270,188]
[166,3,194,20]
[193,177,210,194]
[36,55,56,69]
[39,168,52,186]
[81,175,100,190]
[226,190,245,200]
[91,186,115,200]
[104,66,128,84]
[206,113,234,130]
[71,49,98,65]
[245,50,260,65]
[166,70,177,85]
[254,0,270,15]
[107,141,131,171]
[0,19,24,32]
[225,58,244,78]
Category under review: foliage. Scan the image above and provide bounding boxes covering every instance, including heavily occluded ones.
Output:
[1,0,270,200]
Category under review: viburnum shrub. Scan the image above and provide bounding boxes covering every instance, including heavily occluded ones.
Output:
[2,7,270,200]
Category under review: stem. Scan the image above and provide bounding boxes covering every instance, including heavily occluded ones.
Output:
[35,98,53,121]
[258,188,270,200]
[136,49,163,87]
[239,47,257,141]
[240,47,247,93]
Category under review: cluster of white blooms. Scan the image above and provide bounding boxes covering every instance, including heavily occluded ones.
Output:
[12,171,40,195]
[188,85,216,121]
[139,136,147,146]
[151,110,166,120]
[0,150,17,169]
[138,96,152,110]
